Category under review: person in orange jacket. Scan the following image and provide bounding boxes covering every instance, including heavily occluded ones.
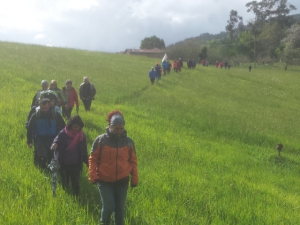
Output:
[89,110,138,225]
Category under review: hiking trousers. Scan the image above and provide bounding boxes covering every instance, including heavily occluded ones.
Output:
[59,163,81,196]
[34,137,54,169]
[97,177,129,225]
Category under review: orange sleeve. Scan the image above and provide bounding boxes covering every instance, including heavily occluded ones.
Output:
[88,141,101,184]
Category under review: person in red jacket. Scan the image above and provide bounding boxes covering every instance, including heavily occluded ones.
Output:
[89,110,138,225]
[172,60,178,73]
[62,79,79,119]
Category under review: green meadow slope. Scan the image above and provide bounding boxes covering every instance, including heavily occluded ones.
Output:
[0,41,300,224]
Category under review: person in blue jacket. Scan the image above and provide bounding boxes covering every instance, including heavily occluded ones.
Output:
[148,67,157,85]
[162,60,168,75]
[27,98,65,169]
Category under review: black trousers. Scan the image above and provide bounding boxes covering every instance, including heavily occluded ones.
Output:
[82,99,92,111]
[59,163,81,196]
[62,106,73,119]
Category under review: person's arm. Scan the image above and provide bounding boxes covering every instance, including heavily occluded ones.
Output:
[79,84,83,99]
[58,89,67,104]
[31,93,38,107]
[51,131,63,151]
[73,89,80,107]
[56,113,66,132]
[81,135,89,166]
[27,113,37,146]
[128,139,138,187]
[90,83,96,99]
[88,136,101,184]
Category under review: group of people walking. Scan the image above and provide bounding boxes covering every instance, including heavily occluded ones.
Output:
[26,77,137,225]
[148,58,184,84]
[215,61,231,69]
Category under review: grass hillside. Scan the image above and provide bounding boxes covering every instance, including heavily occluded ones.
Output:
[0,41,300,225]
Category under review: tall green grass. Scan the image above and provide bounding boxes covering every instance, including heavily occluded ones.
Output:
[0,41,300,224]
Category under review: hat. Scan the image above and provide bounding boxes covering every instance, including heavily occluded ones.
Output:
[40,90,58,102]
[65,79,72,85]
[39,98,50,105]
[41,80,49,86]
[110,114,125,126]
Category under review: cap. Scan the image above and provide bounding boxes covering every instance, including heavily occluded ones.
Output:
[41,80,49,86]
[65,79,72,85]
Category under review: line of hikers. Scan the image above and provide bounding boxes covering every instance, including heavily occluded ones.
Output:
[25,79,138,224]
[215,61,231,69]
[148,58,184,84]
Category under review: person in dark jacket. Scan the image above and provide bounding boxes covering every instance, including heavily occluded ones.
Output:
[27,98,66,169]
[26,90,61,129]
[155,63,162,81]
[79,77,96,111]
[89,110,138,225]
[31,80,49,107]
[51,115,88,197]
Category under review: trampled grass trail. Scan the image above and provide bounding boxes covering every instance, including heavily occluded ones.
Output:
[0,41,300,224]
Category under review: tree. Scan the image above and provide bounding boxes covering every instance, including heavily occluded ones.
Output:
[246,0,297,26]
[198,47,208,60]
[140,36,165,49]
[225,10,244,39]
[281,23,300,70]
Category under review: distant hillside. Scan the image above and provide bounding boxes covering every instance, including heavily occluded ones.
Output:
[291,13,300,22]
[167,13,300,49]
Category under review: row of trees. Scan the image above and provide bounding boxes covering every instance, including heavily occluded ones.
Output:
[139,0,300,69]
[222,0,298,69]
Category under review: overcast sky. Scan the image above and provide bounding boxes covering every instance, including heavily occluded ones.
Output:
[0,0,299,52]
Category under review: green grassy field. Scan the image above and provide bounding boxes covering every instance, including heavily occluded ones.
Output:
[0,41,300,225]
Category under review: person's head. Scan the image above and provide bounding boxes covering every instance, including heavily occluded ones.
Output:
[66,115,84,132]
[49,80,58,90]
[107,110,125,135]
[65,79,73,89]
[40,90,58,107]
[83,77,89,84]
[39,98,50,112]
[151,67,154,71]
[41,80,49,90]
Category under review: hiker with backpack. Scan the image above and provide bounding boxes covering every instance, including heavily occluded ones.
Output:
[51,115,88,197]
[31,80,49,107]
[27,98,65,169]
[62,79,79,119]
[79,77,96,111]
[88,110,139,225]
[26,90,62,129]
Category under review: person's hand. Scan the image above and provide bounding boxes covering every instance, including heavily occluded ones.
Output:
[131,184,138,189]
[28,143,33,148]
[51,143,58,150]
[93,179,100,185]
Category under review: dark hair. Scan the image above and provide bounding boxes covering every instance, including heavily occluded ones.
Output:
[106,110,123,124]
[66,115,84,130]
